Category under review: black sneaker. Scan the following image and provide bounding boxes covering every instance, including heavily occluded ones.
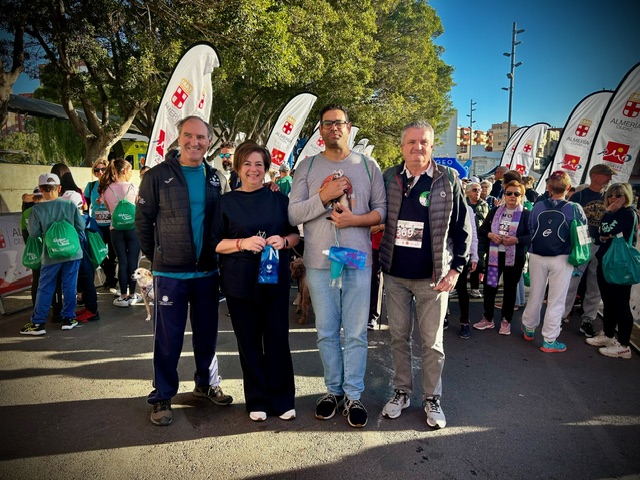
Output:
[367,319,377,331]
[580,321,595,338]
[61,318,78,331]
[343,399,368,428]
[20,322,46,336]
[193,385,233,406]
[315,393,344,420]
[150,400,172,426]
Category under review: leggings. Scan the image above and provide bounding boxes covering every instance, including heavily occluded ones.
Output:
[110,228,140,296]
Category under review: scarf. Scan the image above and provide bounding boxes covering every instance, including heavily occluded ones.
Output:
[487,203,522,288]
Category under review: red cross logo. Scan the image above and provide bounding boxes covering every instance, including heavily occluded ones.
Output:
[171,86,189,109]
[523,141,533,154]
[575,124,590,137]
[317,138,325,147]
[282,121,293,135]
[623,95,640,118]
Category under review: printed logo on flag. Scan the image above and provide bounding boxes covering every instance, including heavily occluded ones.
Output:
[602,141,630,164]
[282,116,296,135]
[155,129,166,159]
[171,79,194,109]
[271,148,286,166]
[317,138,325,147]
[522,140,533,154]
[561,154,580,171]
[575,118,592,137]
[622,92,640,118]
[198,87,206,110]
[515,164,526,174]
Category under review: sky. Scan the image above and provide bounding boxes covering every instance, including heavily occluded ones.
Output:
[9,0,640,133]
[429,0,639,131]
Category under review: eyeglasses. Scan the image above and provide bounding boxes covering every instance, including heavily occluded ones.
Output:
[504,191,521,197]
[94,168,106,173]
[607,194,623,198]
[321,120,348,129]
[219,153,232,159]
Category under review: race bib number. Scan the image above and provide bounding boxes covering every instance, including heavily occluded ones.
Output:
[94,209,112,225]
[395,220,424,248]
[576,224,590,246]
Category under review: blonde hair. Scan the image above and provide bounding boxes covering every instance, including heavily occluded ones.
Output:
[604,182,633,208]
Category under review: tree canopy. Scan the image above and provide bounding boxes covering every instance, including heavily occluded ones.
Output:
[4,0,453,168]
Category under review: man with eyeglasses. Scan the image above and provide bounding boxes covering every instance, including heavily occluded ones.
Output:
[289,104,386,428]
[378,120,471,429]
[561,163,614,337]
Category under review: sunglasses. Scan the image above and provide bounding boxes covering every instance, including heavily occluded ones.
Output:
[504,191,521,197]
[607,194,623,198]
[219,153,232,159]
[470,188,480,192]
[94,167,106,173]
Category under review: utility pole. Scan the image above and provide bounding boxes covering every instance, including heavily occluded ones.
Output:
[467,99,476,175]
[502,21,524,141]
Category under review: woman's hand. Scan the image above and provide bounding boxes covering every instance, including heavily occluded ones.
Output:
[607,196,625,212]
[266,235,286,250]
[488,232,502,244]
[242,235,267,253]
[502,235,518,246]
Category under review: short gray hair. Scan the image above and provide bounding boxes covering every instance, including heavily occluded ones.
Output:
[401,120,434,145]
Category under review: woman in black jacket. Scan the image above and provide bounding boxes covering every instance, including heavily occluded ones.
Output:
[587,182,637,359]
[474,181,531,335]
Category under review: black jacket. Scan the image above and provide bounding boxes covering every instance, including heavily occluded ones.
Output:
[135,154,228,273]
[478,206,531,257]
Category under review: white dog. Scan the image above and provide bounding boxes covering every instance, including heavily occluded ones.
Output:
[131,267,154,322]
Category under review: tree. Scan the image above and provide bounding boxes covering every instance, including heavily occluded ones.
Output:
[0,6,25,130]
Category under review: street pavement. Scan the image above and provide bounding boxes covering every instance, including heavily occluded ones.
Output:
[1,284,639,480]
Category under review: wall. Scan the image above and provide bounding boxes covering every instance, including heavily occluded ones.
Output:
[0,164,140,213]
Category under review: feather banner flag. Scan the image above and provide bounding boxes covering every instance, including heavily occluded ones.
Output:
[145,42,220,168]
[538,90,613,188]
[509,122,550,176]
[499,126,528,167]
[584,62,640,183]
[266,93,317,168]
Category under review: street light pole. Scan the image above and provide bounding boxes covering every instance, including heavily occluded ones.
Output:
[467,99,476,175]
[503,21,524,141]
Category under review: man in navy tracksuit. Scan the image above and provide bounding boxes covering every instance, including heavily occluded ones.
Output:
[136,116,232,426]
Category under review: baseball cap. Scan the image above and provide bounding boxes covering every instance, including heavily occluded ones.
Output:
[38,173,60,186]
[589,163,615,176]
[279,163,291,172]
[61,190,83,208]
[32,187,43,197]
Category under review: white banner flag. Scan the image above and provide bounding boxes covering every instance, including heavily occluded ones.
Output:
[145,42,220,168]
[499,126,528,167]
[348,126,360,149]
[540,91,613,188]
[586,62,640,183]
[364,144,375,156]
[509,122,549,175]
[293,123,322,170]
[266,93,317,168]
[352,138,369,153]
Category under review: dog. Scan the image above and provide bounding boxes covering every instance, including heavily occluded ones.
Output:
[290,257,311,324]
[131,267,154,322]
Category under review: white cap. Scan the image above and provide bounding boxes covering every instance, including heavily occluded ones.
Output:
[38,173,60,186]
[61,190,83,208]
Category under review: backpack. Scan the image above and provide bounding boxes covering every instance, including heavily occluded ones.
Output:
[22,236,43,269]
[109,184,136,230]
[45,218,81,259]
[530,199,573,256]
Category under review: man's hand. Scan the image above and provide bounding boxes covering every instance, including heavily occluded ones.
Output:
[265,181,280,193]
[330,204,358,229]
[319,177,349,205]
[433,269,460,293]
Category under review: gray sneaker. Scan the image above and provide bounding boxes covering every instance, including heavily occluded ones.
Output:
[193,385,233,406]
[424,396,446,429]
[150,400,172,426]
[382,389,410,419]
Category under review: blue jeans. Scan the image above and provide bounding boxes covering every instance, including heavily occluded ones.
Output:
[31,260,81,324]
[306,266,371,401]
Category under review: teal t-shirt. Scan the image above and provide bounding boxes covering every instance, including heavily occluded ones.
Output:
[156,163,213,279]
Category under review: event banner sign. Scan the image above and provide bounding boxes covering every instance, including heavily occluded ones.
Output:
[500,126,528,167]
[541,91,613,187]
[586,62,640,183]
[348,126,360,150]
[265,93,317,168]
[146,42,220,168]
[352,137,369,154]
[509,122,550,175]
[293,123,321,169]
[364,144,375,156]
[0,213,32,297]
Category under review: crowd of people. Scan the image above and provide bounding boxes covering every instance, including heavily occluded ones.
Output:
[16,105,638,431]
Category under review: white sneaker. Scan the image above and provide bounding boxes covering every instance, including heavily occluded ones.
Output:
[113,297,130,308]
[470,289,483,298]
[599,340,632,359]
[279,409,296,420]
[249,411,267,422]
[585,331,615,347]
[424,396,446,429]
[129,294,143,305]
[382,390,410,419]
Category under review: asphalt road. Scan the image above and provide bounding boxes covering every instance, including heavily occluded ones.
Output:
[1,284,639,480]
